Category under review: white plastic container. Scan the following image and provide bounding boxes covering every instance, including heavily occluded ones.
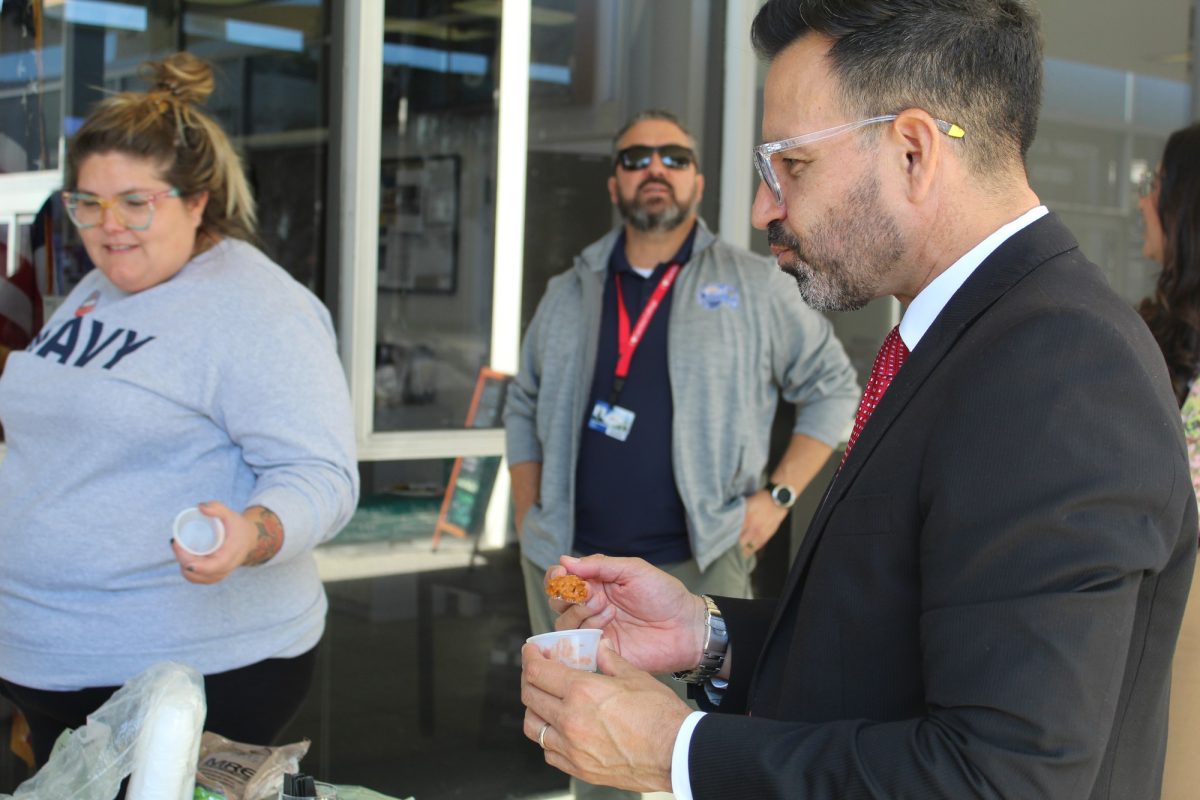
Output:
[173,507,225,556]
[526,629,603,671]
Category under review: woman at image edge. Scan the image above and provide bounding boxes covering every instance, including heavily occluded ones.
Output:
[0,51,359,766]
[1138,122,1200,800]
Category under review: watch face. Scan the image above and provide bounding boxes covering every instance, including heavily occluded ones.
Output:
[772,484,795,507]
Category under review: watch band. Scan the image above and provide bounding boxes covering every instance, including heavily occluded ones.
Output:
[672,595,729,685]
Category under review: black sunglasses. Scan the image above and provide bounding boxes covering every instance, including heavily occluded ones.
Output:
[615,144,696,171]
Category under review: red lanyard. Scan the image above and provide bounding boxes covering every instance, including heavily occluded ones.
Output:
[610,262,681,404]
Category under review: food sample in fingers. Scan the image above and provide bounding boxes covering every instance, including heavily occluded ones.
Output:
[546,574,589,603]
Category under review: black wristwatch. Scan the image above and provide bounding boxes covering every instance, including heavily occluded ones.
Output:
[767,481,797,509]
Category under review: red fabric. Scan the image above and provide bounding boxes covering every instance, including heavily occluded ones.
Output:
[842,325,909,465]
[0,243,42,352]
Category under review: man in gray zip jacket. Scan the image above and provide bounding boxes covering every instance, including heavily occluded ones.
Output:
[505,112,858,798]
[506,108,859,620]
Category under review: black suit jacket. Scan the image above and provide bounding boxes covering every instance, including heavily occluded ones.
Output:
[691,215,1197,799]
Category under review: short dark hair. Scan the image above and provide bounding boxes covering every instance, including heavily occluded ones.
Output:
[750,0,1044,174]
[1139,122,1200,404]
[612,109,697,153]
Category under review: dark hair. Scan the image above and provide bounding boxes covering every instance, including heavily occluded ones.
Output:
[65,51,256,244]
[750,0,1043,175]
[612,109,697,153]
[1139,123,1200,405]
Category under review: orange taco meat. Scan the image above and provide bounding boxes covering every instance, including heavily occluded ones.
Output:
[546,574,588,603]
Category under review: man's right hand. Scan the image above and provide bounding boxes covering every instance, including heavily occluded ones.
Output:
[548,555,708,676]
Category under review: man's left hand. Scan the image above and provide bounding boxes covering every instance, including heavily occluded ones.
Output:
[521,638,691,793]
[738,489,789,556]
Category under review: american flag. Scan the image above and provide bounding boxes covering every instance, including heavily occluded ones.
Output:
[0,238,43,355]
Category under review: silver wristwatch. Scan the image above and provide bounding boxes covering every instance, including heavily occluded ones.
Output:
[672,595,729,684]
[767,481,798,509]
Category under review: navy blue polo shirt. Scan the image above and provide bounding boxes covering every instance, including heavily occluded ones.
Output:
[574,224,697,565]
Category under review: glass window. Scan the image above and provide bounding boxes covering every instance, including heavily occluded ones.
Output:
[1042,58,1129,126]
[0,2,328,296]
[1027,120,1126,210]
[1133,74,1191,131]
[1031,58,1190,308]
[181,0,330,293]
[1031,3,1193,309]
[374,1,500,432]
[1,3,63,173]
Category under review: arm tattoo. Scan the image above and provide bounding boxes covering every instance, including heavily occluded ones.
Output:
[245,506,284,566]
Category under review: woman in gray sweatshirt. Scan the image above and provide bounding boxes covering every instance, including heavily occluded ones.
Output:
[0,51,358,768]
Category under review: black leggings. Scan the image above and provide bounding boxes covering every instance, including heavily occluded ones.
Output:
[0,646,319,768]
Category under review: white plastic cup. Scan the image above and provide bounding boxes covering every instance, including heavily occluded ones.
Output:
[526,628,603,672]
[173,507,225,556]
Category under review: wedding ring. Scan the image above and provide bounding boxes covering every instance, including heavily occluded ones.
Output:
[538,721,551,750]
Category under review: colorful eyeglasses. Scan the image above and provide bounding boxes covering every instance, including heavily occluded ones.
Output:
[62,188,182,231]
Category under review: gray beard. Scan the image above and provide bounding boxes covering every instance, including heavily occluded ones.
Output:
[767,173,902,312]
[779,259,873,312]
[617,179,693,233]
[623,202,687,232]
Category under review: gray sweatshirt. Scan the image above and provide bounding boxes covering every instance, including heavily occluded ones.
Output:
[506,220,860,571]
[0,238,358,690]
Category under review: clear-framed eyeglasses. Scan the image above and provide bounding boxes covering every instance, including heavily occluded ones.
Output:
[753,115,966,206]
[62,188,182,231]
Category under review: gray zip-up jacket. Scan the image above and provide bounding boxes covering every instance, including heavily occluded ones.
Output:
[505,220,859,572]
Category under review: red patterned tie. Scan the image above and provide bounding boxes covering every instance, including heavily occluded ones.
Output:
[842,325,909,465]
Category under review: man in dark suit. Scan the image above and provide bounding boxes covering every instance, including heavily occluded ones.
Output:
[519,1,1198,798]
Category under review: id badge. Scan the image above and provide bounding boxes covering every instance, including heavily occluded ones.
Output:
[587,400,636,442]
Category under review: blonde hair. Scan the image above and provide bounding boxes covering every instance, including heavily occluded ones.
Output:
[65,51,257,243]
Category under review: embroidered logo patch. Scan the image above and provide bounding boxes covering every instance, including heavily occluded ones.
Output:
[697,283,739,310]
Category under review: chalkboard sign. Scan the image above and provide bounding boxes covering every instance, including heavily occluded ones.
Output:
[432,367,511,549]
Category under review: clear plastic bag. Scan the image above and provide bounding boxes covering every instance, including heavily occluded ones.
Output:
[2,661,206,800]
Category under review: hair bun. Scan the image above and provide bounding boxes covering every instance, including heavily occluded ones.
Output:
[143,51,214,106]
